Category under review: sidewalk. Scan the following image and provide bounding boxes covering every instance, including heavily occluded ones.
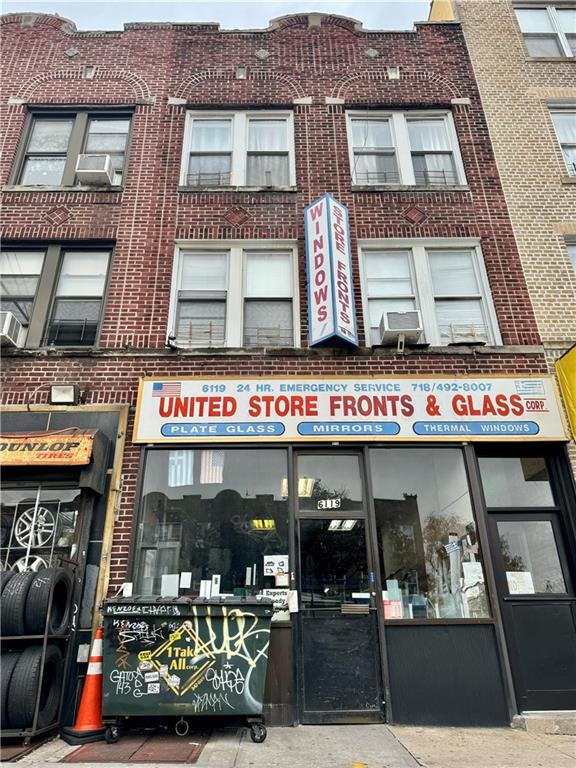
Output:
[15,724,576,768]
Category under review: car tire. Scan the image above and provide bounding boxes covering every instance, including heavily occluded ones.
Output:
[0,570,16,595]
[25,568,74,636]
[7,645,63,730]
[0,652,22,729]
[1,572,36,636]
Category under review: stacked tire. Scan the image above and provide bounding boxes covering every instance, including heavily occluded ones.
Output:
[0,568,73,732]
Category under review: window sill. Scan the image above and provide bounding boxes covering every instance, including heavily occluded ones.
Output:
[177,185,298,193]
[525,56,575,62]
[351,184,470,193]
[561,175,576,185]
[2,185,123,193]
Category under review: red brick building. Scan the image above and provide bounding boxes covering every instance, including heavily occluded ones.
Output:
[1,11,574,728]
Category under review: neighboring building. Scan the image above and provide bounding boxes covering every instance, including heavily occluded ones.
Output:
[1,11,575,730]
[429,0,576,473]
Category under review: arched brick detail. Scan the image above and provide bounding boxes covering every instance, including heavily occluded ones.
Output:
[332,68,463,101]
[0,13,77,34]
[15,67,152,102]
[174,68,305,101]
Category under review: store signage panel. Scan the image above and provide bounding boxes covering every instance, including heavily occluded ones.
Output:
[0,431,96,465]
[556,345,576,439]
[133,376,566,443]
[304,193,358,347]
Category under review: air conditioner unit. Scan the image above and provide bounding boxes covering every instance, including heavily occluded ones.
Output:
[75,154,114,185]
[379,310,423,345]
[0,310,23,347]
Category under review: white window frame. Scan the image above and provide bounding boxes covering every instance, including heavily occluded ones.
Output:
[346,110,467,187]
[179,111,296,188]
[514,4,575,58]
[549,106,576,175]
[359,238,501,347]
[169,240,300,348]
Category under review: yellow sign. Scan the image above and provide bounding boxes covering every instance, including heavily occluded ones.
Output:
[0,431,96,466]
[556,345,576,439]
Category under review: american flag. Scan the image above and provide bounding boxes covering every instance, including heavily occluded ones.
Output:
[200,449,225,484]
[168,450,194,487]
[152,381,181,397]
[444,541,460,555]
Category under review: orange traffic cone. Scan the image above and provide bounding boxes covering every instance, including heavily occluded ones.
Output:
[61,627,106,744]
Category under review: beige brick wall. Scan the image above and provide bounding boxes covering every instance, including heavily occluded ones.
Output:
[450,0,576,474]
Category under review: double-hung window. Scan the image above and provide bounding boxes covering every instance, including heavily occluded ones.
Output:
[171,244,297,348]
[361,242,500,346]
[0,246,111,347]
[551,110,576,175]
[515,6,576,57]
[180,112,295,188]
[347,111,465,187]
[14,111,131,187]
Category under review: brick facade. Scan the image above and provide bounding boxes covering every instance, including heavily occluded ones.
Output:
[431,0,576,469]
[0,12,560,591]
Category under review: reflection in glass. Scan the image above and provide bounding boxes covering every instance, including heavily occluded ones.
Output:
[300,519,368,607]
[134,450,289,603]
[370,448,490,619]
[498,520,566,594]
[479,456,554,507]
[297,455,363,513]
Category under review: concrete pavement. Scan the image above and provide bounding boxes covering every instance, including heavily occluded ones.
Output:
[14,724,576,768]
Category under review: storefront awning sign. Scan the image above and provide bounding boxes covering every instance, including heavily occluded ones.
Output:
[555,344,576,438]
[304,193,358,347]
[133,376,567,443]
[0,430,96,465]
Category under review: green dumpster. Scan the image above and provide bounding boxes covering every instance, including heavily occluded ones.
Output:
[101,596,273,742]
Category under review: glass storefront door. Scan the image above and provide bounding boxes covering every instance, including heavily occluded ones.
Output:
[295,453,384,724]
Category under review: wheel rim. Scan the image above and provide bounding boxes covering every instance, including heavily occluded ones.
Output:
[12,555,48,572]
[14,507,55,548]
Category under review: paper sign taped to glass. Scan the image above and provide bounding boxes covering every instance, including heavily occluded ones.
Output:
[263,554,288,576]
[506,570,535,594]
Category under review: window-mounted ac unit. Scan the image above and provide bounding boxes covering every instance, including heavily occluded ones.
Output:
[75,154,114,185]
[0,310,23,347]
[379,310,423,345]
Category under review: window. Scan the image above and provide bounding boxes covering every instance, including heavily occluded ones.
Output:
[347,111,465,187]
[551,110,576,175]
[361,241,500,346]
[133,449,289,607]
[515,6,576,57]
[370,448,491,620]
[15,112,131,186]
[180,112,295,188]
[0,245,111,347]
[568,241,576,272]
[171,244,297,348]
[478,456,555,507]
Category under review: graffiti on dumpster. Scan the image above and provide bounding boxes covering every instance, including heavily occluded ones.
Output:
[104,605,271,715]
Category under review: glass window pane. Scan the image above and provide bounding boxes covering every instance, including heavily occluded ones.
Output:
[21,157,66,185]
[515,8,554,33]
[191,119,232,151]
[176,301,226,346]
[561,146,576,175]
[47,299,101,345]
[28,119,73,152]
[246,154,289,186]
[52,298,101,321]
[0,251,44,276]
[525,36,563,56]
[88,118,130,135]
[297,455,363,513]
[180,253,227,291]
[300,519,368,607]
[552,112,576,144]
[85,133,127,152]
[369,299,416,344]
[568,243,576,272]
[407,119,450,151]
[0,298,34,325]
[413,153,457,185]
[244,300,293,347]
[478,457,554,507]
[366,251,413,295]
[0,275,41,296]
[429,251,479,295]
[187,154,231,185]
[245,252,291,297]
[352,119,393,149]
[353,153,398,184]
[370,448,490,620]
[56,252,110,296]
[248,120,287,151]
[435,299,487,343]
[566,33,576,55]
[497,521,566,594]
[557,9,576,33]
[134,449,289,601]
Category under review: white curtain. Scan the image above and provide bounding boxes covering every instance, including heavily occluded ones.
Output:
[428,251,479,295]
[408,119,450,151]
[191,120,232,151]
[248,120,287,151]
[352,119,392,149]
[246,155,288,186]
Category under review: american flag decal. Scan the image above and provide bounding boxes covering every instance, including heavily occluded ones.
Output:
[200,449,225,484]
[152,381,181,397]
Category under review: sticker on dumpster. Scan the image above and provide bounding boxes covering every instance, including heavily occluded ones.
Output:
[103,605,272,718]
